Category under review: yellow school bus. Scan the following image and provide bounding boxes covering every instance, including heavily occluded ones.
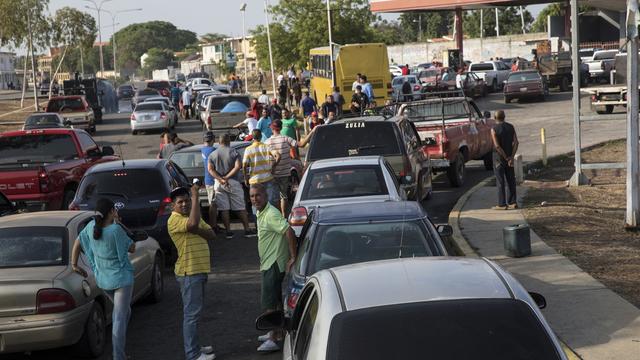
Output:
[309,43,392,111]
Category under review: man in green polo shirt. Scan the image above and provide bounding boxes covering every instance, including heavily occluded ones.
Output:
[249,183,297,353]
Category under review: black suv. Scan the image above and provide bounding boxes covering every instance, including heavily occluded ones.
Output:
[305,117,432,201]
[69,159,191,255]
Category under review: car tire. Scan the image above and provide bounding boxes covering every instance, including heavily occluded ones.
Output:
[62,189,75,210]
[146,254,164,303]
[74,302,106,357]
[447,152,465,187]
[483,152,494,171]
[132,130,137,135]
[605,105,614,114]
[560,76,569,92]
[504,96,511,104]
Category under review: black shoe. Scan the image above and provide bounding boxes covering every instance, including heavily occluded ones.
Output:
[244,229,257,238]
[225,231,234,239]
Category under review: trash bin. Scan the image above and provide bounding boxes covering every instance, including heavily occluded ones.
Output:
[503,224,531,257]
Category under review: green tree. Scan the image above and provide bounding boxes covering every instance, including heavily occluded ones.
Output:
[251,23,296,72]
[399,11,453,42]
[200,32,227,44]
[371,20,410,45]
[531,4,592,33]
[142,47,175,76]
[464,7,534,38]
[113,21,197,71]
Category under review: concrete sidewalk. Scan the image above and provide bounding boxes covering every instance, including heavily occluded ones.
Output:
[451,180,640,360]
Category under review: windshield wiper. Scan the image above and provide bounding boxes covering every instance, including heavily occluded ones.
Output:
[97,192,129,201]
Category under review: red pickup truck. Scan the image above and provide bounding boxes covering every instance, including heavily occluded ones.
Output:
[0,128,118,211]
[398,96,495,187]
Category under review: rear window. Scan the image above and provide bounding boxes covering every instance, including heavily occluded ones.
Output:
[301,166,388,200]
[327,299,562,360]
[135,103,163,111]
[0,134,77,163]
[593,51,617,60]
[119,85,133,91]
[170,150,206,170]
[404,100,470,121]
[419,70,438,78]
[78,169,166,201]
[580,49,595,58]
[508,72,541,82]
[210,96,251,110]
[147,81,170,89]
[137,89,159,96]
[307,122,402,160]
[25,114,61,126]
[0,227,66,268]
[469,63,494,72]
[46,98,85,112]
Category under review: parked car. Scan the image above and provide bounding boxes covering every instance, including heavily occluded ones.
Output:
[201,94,251,131]
[418,67,457,92]
[146,80,171,98]
[504,70,548,103]
[284,201,449,316]
[194,90,223,120]
[0,211,164,357]
[305,117,432,201]
[289,156,406,235]
[45,96,96,134]
[579,47,603,62]
[389,65,403,77]
[0,128,118,211]
[116,84,135,99]
[132,88,160,107]
[130,101,176,135]
[585,49,618,82]
[144,96,179,125]
[468,61,511,92]
[186,77,213,89]
[257,257,567,360]
[398,96,494,187]
[39,80,59,95]
[391,75,423,101]
[68,159,192,256]
[22,112,67,130]
[459,71,487,98]
[0,190,17,216]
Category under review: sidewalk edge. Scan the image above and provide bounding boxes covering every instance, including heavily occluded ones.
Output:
[447,176,493,257]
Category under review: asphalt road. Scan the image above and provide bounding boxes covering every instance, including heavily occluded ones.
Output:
[4,90,613,360]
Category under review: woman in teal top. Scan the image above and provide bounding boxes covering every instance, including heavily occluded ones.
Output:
[71,198,135,360]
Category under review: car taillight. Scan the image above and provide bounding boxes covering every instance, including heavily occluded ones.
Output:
[288,206,308,226]
[207,116,212,125]
[591,95,597,102]
[399,157,412,177]
[158,197,173,217]
[38,167,50,193]
[68,202,80,211]
[36,289,76,314]
[413,84,421,91]
[130,113,136,121]
[287,287,302,311]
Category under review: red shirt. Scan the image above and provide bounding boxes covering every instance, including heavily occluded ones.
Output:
[401,66,409,75]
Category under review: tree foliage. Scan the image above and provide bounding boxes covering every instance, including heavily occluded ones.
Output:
[200,32,227,44]
[0,0,51,49]
[463,7,534,38]
[113,21,197,70]
[51,7,96,49]
[399,11,453,42]
[530,4,592,33]
[142,47,175,74]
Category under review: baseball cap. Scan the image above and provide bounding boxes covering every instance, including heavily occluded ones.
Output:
[169,187,190,201]
[311,111,318,117]
[203,131,214,142]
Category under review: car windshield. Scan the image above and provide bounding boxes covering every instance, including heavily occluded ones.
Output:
[0,134,77,163]
[170,150,207,170]
[301,166,388,200]
[419,70,438,78]
[0,227,65,268]
[593,52,616,60]
[308,220,433,274]
[404,100,470,121]
[307,122,402,160]
[138,89,158,96]
[78,169,165,201]
[25,114,61,126]
[327,299,562,360]
[135,103,163,111]
[119,85,133,91]
[46,98,85,112]
[210,96,251,110]
[508,72,541,82]
[580,50,595,58]
[147,81,170,89]
[469,63,494,71]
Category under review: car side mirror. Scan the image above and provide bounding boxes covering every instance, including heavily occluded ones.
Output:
[64,120,72,127]
[101,146,115,156]
[529,292,547,309]
[256,310,285,331]
[132,230,149,242]
[400,175,412,185]
[87,148,102,158]
[436,224,453,237]
[483,110,491,119]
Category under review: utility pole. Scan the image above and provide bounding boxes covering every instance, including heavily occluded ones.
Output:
[495,8,500,37]
[520,6,526,34]
[104,8,142,80]
[327,0,335,88]
[80,47,85,74]
[480,9,484,58]
[418,14,422,42]
[26,2,39,111]
[263,0,276,96]
[84,0,112,76]
[240,3,248,93]
[625,0,639,228]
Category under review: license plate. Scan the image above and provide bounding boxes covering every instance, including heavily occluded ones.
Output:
[519,87,528,92]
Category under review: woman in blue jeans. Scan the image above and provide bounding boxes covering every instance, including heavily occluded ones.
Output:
[71,198,136,360]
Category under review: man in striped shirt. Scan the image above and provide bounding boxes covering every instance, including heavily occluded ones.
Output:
[242,129,278,206]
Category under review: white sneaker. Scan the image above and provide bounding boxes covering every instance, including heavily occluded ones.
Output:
[194,352,216,360]
[257,331,272,342]
[257,339,280,352]
[201,345,214,354]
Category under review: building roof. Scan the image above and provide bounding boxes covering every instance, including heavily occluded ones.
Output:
[182,54,202,62]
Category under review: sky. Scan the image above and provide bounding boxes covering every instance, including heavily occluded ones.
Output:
[4,0,545,54]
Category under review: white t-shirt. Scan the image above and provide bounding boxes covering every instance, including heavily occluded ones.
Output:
[277,74,284,83]
[352,80,360,92]
[258,94,270,105]
[456,74,463,89]
[243,117,258,131]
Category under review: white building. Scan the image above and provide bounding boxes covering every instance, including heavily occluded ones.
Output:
[180,54,202,75]
[0,51,17,90]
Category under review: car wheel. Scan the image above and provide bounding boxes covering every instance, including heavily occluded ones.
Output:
[146,254,164,303]
[62,189,75,210]
[605,105,614,114]
[132,130,138,135]
[504,96,511,104]
[74,302,106,357]
[491,79,498,93]
[447,152,465,187]
[482,152,494,171]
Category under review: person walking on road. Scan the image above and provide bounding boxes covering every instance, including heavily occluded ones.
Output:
[277,80,288,107]
[352,73,362,92]
[280,108,302,141]
[300,91,317,118]
[332,86,345,116]
[249,183,297,353]
[256,109,273,142]
[243,129,278,206]
[171,84,182,110]
[291,78,302,108]
[168,185,217,360]
[182,87,192,119]
[71,198,136,360]
[360,75,375,104]
[258,71,264,90]
[159,132,194,159]
[208,133,256,239]
[258,89,270,106]
[491,110,519,210]
[269,99,282,121]
[201,132,219,231]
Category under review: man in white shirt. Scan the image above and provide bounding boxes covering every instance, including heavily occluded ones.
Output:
[182,87,192,119]
[234,111,258,132]
[351,73,362,92]
[276,72,284,84]
[258,89,270,105]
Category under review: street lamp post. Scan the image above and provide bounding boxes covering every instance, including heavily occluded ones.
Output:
[84,0,112,76]
[103,8,143,79]
[240,3,248,93]
[327,0,335,88]
[263,0,277,96]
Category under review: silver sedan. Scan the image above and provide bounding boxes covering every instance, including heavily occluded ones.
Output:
[0,211,164,357]
[130,101,175,135]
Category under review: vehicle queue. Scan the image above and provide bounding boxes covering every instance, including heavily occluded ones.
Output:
[0,49,571,359]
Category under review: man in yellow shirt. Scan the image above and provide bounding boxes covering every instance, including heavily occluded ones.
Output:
[168,185,216,360]
[242,129,278,206]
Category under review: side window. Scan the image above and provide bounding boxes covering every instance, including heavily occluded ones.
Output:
[166,164,180,188]
[399,121,419,149]
[384,160,401,190]
[167,162,189,186]
[295,219,315,275]
[293,292,319,359]
[77,132,98,153]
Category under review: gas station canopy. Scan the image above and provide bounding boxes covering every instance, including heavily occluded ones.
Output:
[369,0,627,12]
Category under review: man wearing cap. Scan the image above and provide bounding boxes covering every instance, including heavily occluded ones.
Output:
[233,111,258,132]
[201,132,219,230]
[168,185,216,360]
[304,111,322,134]
[208,133,256,239]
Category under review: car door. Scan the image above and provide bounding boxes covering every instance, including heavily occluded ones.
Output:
[469,101,493,156]
[399,120,428,197]
[288,286,320,360]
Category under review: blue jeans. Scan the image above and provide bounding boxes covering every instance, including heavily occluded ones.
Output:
[176,273,208,360]
[104,285,133,360]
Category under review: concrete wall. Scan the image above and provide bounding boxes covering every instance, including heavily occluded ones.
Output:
[388,32,548,65]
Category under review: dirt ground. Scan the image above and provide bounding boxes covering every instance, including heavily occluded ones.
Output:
[0,98,48,132]
[523,139,640,308]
